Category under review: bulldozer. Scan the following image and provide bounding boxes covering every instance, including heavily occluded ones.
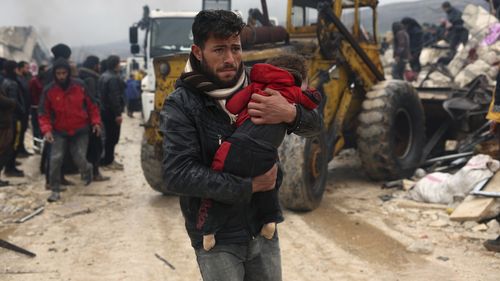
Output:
[140,0,491,211]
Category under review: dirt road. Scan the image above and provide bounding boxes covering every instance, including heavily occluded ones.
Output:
[1,116,499,281]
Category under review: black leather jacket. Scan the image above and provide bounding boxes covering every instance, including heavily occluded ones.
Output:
[98,70,124,117]
[159,80,322,248]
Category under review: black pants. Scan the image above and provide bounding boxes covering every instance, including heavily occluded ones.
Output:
[101,111,121,166]
[0,127,13,173]
[5,119,21,171]
[409,50,422,73]
[199,120,286,235]
[87,130,103,174]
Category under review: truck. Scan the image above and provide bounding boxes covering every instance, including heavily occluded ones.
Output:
[139,0,491,211]
[129,6,197,122]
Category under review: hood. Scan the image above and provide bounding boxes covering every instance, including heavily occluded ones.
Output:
[249,64,297,87]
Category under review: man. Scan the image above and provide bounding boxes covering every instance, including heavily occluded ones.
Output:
[15,61,33,158]
[0,86,16,186]
[124,74,141,117]
[39,58,101,202]
[98,55,125,170]
[392,21,410,80]
[29,64,46,152]
[41,43,75,189]
[79,55,109,182]
[160,10,321,280]
[401,17,423,73]
[441,1,469,63]
[1,60,25,177]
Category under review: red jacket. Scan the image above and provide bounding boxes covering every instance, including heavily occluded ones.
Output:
[38,80,101,136]
[226,63,320,127]
[29,76,43,106]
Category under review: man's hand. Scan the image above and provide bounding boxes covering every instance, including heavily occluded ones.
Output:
[92,124,102,136]
[490,121,497,134]
[248,88,296,125]
[115,116,123,125]
[44,132,54,143]
[252,164,278,193]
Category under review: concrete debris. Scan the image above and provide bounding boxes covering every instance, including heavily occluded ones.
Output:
[471,223,488,232]
[383,4,499,88]
[487,220,500,234]
[406,240,434,254]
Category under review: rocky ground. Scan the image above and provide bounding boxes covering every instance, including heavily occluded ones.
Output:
[0,116,499,281]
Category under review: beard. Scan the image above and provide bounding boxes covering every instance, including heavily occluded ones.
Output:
[199,56,243,89]
[56,77,71,90]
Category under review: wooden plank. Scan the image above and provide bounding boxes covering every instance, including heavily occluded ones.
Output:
[450,172,500,221]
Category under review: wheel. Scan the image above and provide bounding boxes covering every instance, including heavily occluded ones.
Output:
[140,135,174,195]
[278,133,328,211]
[357,80,426,180]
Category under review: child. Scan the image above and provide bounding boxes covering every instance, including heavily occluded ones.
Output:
[198,54,322,251]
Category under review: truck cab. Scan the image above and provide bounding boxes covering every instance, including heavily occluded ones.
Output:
[129,8,197,122]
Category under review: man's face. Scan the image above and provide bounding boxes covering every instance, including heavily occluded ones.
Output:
[55,68,69,83]
[192,34,243,88]
[22,64,30,75]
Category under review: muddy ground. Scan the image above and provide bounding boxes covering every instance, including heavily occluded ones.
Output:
[1,116,499,281]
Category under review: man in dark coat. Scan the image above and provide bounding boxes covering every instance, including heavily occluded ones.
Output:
[392,22,410,80]
[401,17,423,73]
[16,61,33,157]
[98,55,125,170]
[0,87,16,186]
[442,2,469,50]
[160,10,321,280]
[29,64,46,152]
[1,60,25,177]
[79,55,109,181]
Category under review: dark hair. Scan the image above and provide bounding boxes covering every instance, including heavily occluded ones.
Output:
[51,43,71,59]
[38,64,47,79]
[100,59,108,73]
[192,10,245,48]
[265,54,307,83]
[17,61,28,69]
[4,60,18,79]
[442,1,450,8]
[83,55,100,69]
[107,55,120,70]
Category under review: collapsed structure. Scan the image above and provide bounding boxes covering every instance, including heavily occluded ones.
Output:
[381,4,499,88]
[0,26,51,67]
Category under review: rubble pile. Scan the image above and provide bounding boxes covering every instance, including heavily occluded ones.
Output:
[382,4,499,88]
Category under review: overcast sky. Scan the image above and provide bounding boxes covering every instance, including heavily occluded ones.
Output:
[0,0,419,47]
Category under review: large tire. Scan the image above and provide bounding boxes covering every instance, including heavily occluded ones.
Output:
[278,133,328,211]
[357,80,425,181]
[140,136,174,195]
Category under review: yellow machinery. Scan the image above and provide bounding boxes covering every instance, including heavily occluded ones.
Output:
[141,0,427,211]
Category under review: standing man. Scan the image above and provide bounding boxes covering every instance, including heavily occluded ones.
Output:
[0,86,16,186]
[16,61,32,157]
[401,17,423,73]
[160,10,321,280]
[39,58,101,202]
[1,60,25,177]
[29,64,46,152]
[79,55,109,181]
[98,55,125,170]
[392,22,410,80]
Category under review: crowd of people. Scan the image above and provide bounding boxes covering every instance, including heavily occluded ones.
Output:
[0,43,140,202]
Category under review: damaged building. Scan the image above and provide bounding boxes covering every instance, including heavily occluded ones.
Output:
[0,26,51,68]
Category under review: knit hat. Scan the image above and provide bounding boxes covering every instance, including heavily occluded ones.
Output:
[51,43,72,59]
